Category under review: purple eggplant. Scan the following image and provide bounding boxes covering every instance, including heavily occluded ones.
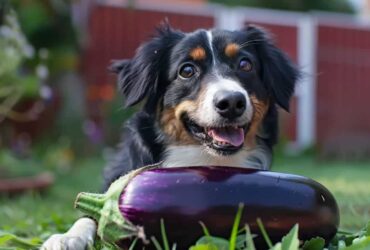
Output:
[75,165,339,248]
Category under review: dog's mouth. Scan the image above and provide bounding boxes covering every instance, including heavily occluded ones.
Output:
[182,115,249,155]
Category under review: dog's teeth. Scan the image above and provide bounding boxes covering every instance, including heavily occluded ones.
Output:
[213,140,230,146]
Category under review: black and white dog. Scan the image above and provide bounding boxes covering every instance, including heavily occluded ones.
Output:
[42,24,298,249]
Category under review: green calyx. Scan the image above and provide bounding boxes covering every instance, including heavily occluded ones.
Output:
[74,164,160,248]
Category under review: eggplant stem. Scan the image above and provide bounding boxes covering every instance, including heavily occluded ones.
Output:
[75,192,105,209]
[75,164,160,247]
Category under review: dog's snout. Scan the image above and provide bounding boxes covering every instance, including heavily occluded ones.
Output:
[213,91,246,119]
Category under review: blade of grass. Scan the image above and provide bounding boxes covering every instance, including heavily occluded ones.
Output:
[199,221,214,246]
[256,218,273,248]
[229,203,244,250]
[199,222,211,237]
[172,243,177,250]
[238,227,246,234]
[151,236,163,250]
[245,225,256,250]
[128,238,138,250]
[161,219,170,250]
[0,232,41,248]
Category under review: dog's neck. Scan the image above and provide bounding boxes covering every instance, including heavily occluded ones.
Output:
[162,145,269,169]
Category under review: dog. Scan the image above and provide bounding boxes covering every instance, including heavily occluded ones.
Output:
[42,24,298,249]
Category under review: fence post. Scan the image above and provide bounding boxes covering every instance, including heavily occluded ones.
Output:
[214,6,244,30]
[296,15,317,150]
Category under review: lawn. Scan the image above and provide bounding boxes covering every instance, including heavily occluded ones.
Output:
[0,157,104,242]
[0,155,369,248]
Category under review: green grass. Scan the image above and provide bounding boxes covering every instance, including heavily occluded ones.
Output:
[0,157,104,241]
[0,155,369,248]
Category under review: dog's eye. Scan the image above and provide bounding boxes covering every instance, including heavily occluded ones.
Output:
[239,58,253,72]
[179,64,195,78]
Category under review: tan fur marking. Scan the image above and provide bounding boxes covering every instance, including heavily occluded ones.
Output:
[189,46,206,61]
[225,43,240,58]
[245,96,269,147]
[160,101,198,145]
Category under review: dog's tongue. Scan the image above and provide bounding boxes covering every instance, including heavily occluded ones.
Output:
[208,127,245,147]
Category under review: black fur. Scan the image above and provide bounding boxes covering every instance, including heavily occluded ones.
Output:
[103,112,163,191]
[244,25,299,111]
[113,26,184,111]
[103,25,298,190]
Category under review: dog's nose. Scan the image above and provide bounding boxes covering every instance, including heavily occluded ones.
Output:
[214,91,246,119]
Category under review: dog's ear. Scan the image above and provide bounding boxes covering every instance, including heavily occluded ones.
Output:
[244,25,299,111]
[109,59,129,74]
[110,25,184,107]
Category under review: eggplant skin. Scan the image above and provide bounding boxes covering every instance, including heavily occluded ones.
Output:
[118,166,339,248]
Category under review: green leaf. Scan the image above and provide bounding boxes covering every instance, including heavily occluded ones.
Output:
[198,222,219,249]
[195,236,229,250]
[18,75,39,97]
[270,242,282,250]
[235,234,246,250]
[0,231,41,249]
[302,237,325,250]
[365,222,370,237]
[280,224,299,250]
[342,236,370,250]
[229,204,244,250]
[189,244,219,250]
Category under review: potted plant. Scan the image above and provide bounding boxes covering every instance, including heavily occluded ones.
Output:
[0,3,54,194]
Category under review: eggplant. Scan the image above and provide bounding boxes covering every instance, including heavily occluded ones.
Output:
[75,165,339,249]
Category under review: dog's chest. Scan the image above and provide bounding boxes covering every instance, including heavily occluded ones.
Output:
[162,145,251,168]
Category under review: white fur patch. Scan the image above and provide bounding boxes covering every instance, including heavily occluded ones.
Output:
[206,30,216,66]
[193,77,253,126]
[41,218,96,250]
[162,145,261,168]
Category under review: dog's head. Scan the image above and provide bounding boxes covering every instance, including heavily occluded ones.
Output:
[111,24,298,156]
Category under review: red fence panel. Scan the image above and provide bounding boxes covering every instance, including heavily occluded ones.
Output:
[83,6,214,89]
[316,24,370,156]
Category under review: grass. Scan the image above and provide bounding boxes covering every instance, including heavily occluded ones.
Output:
[0,154,369,248]
[0,157,104,241]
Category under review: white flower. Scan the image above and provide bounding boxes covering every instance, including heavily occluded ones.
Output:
[0,26,15,38]
[36,64,49,80]
[40,85,53,100]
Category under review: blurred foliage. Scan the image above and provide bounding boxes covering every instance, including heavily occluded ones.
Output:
[0,0,84,154]
[0,149,43,178]
[104,96,136,146]
[210,0,355,13]
[0,3,47,123]
[9,0,78,74]
[0,0,129,156]
[0,138,75,178]
[0,157,104,247]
